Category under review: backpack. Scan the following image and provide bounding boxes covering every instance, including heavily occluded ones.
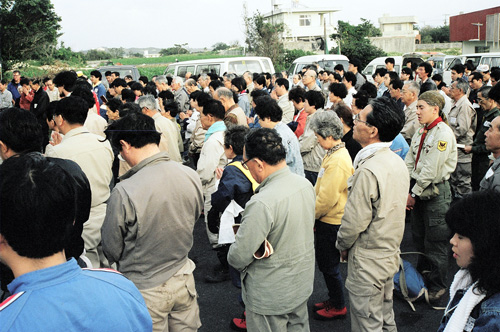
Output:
[393,253,445,311]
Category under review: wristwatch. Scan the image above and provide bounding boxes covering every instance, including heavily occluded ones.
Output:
[410,193,416,198]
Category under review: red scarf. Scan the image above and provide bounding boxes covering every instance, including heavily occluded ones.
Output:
[414,117,443,169]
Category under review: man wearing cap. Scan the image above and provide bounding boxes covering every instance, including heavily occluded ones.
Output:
[477,65,492,86]
[406,91,457,303]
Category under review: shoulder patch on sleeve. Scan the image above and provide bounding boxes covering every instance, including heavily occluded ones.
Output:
[0,292,25,312]
[437,141,448,152]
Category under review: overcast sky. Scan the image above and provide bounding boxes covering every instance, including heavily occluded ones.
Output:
[50,0,499,51]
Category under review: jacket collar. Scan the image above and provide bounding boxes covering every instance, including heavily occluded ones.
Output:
[120,152,171,181]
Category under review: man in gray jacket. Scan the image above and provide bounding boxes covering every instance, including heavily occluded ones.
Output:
[101,113,203,332]
[228,128,315,332]
[337,97,409,332]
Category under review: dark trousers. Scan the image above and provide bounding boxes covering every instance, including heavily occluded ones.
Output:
[305,170,318,186]
[315,221,345,309]
[411,182,452,291]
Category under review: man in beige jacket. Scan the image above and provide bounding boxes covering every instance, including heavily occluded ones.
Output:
[336,97,409,332]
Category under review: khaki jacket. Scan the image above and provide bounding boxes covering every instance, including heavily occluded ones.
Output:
[405,122,458,196]
[152,112,182,162]
[337,148,409,287]
[401,101,419,142]
[448,95,476,162]
[278,93,294,124]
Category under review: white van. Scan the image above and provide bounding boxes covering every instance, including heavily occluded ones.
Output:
[163,56,275,78]
[363,54,425,83]
[287,54,349,76]
[442,53,500,85]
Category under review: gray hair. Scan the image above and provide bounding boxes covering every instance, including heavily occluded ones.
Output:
[455,78,469,95]
[224,73,236,81]
[404,81,420,95]
[306,70,317,79]
[309,111,343,140]
[215,87,233,100]
[478,85,491,99]
[173,76,184,86]
[137,95,157,111]
[199,73,209,81]
[156,75,168,84]
[185,78,197,87]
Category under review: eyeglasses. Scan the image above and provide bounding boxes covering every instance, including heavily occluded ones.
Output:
[353,113,372,127]
[241,157,256,170]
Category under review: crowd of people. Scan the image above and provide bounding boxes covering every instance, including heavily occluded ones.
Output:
[1,56,500,332]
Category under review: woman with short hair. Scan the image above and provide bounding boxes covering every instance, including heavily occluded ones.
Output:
[309,111,354,320]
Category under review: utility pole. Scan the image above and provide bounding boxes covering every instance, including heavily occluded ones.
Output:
[472,22,483,40]
[324,19,329,54]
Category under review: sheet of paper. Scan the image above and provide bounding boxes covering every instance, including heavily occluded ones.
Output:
[218,200,244,245]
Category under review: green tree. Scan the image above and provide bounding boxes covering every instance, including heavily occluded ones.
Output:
[0,0,61,71]
[330,19,386,68]
[108,47,125,58]
[283,49,315,72]
[419,25,450,43]
[160,47,189,56]
[85,49,113,61]
[212,42,230,52]
[244,11,285,70]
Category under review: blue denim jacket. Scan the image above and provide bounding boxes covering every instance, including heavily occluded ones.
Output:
[438,291,500,332]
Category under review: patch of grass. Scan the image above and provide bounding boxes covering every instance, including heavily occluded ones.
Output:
[110,53,241,66]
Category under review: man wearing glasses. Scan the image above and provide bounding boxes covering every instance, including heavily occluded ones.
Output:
[464,85,500,190]
[7,70,21,107]
[336,97,409,331]
[228,128,315,332]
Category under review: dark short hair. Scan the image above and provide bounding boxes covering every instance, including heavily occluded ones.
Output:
[446,190,500,296]
[451,64,465,74]
[244,128,286,165]
[105,71,112,76]
[305,90,325,110]
[275,78,289,90]
[366,97,405,142]
[0,153,76,258]
[254,75,266,86]
[349,58,361,69]
[112,71,120,77]
[431,74,443,82]
[288,86,306,103]
[194,91,213,107]
[202,99,225,119]
[107,98,123,113]
[250,89,268,100]
[209,79,224,91]
[45,101,58,122]
[329,83,348,99]
[104,113,161,151]
[53,71,77,92]
[130,82,143,92]
[353,90,370,110]
[334,64,344,72]
[401,67,413,80]
[358,82,377,98]
[90,70,102,80]
[470,72,484,82]
[118,102,141,118]
[333,72,342,82]
[121,89,136,103]
[111,78,128,88]
[374,67,387,77]
[419,62,433,75]
[139,75,149,84]
[20,77,31,86]
[385,57,395,65]
[231,76,247,92]
[343,71,357,86]
[124,75,133,80]
[224,125,249,155]
[55,96,88,125]
[390,79,404,90]
[490,69,500,82]
[254,96,282,122]
[71,86,95,109]
[334,103,354,128]
[0,107,43,154]
[164,100,180,117]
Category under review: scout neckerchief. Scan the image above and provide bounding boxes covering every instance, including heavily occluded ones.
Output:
[415,116,443,169]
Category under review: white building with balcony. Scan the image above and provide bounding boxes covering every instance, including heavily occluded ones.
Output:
[262,1,340,52]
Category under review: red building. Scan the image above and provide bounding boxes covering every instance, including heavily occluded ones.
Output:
[450,6,500,53]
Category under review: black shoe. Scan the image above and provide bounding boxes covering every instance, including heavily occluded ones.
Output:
[205,269,230,283]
